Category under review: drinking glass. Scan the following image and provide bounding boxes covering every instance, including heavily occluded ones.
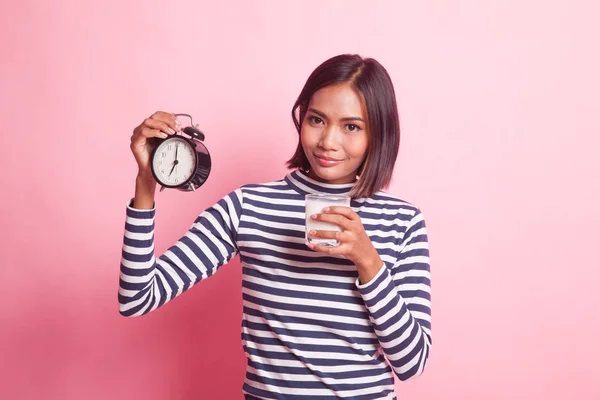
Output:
[305,194,351,247]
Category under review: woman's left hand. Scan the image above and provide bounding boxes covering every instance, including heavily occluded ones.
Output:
[308,206,383,283]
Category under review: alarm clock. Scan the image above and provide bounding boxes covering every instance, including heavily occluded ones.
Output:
[150,113,211,192]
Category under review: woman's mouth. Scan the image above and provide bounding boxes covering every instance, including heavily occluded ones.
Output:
[314,154,343,167]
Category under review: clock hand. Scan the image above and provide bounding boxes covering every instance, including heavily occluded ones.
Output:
[168,144,180,178]
[168,159,179,177]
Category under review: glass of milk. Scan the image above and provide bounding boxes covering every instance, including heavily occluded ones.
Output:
[305,193,351,247]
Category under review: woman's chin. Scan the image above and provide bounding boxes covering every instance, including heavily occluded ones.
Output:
[307,165,356,185]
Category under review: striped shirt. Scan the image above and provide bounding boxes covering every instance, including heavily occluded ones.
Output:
[119,169,432,399]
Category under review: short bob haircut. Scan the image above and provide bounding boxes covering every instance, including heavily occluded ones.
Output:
[286,54,400,198]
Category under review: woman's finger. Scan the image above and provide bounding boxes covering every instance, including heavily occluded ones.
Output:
[322,206,358,220]
[140,127,168,139]
[151,111,180,132]
[133,125,167,141]
[307,242,349,255]
[309,229,347,241]
[143,117,176,136]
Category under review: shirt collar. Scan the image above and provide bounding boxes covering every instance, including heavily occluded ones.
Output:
[285,169,356,196]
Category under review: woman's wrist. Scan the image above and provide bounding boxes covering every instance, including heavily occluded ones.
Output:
[133,174,157,209]
[355,250,384,285]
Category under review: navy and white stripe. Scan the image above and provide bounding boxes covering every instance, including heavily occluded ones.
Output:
[119,170,432,399]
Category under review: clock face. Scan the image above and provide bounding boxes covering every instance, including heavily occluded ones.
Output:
[151,137,197,187]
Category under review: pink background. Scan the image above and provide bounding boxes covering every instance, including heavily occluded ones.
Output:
[1,1,599,399]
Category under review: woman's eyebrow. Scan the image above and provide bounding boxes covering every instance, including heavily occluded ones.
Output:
[308,108,365,122]
[308,108,328,119]
[340,116,365,122]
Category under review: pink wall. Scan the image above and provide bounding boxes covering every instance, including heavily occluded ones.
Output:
[1,1,599,399]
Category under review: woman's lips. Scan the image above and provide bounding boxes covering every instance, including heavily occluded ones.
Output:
[314,154,343,167]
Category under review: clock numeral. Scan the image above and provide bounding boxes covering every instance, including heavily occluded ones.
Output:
[174,178,179,183]
[162,152,166,157]
[160,169,165,174]
[168,144,172,151]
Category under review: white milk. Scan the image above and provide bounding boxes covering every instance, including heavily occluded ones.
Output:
[305,194,351,247]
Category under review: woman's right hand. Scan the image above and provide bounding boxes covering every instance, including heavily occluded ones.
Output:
[130,111,181,178]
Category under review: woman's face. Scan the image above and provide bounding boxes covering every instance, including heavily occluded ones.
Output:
[300,83,369,185]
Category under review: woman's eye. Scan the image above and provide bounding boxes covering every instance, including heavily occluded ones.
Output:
[309,116,324,125]
[346,124,361,132]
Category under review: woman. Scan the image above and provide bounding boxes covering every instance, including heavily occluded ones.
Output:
[120,54,432,399]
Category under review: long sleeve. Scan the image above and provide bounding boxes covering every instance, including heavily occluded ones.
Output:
[357,209,432,381]
[118,188,244,317]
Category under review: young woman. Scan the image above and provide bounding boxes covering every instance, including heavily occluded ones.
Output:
[120,54,432,399]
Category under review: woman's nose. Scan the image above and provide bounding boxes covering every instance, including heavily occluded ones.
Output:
[319,126,340,150]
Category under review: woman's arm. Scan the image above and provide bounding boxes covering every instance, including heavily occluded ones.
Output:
[356,209,431,381]
[308,206,431,380]
[118,188,244,317]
